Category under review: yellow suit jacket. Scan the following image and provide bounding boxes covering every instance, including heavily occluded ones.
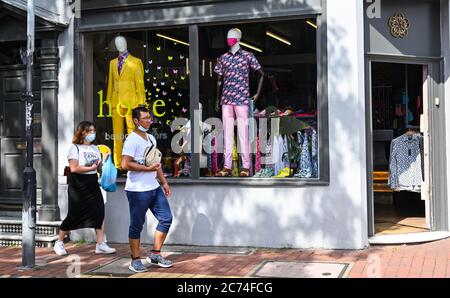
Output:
[107,54,146,109]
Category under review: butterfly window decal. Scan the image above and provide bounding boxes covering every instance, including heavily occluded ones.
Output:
[163,91,167,96]
[182,107,188,113]
[145,69,149,74]
[168,56,173,61]
[170,86,175,90]
[176,102,180,106]
[157,46,161,51]
[157,66,162,71]
[173,69,178,74]
[160,81,165,86]
[178,92,182,97]
[180,75,185,80]
[179,54,184,59]
[164,73,169,78]
[148,60,153,64]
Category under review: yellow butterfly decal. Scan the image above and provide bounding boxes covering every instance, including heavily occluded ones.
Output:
[164,73,169,78]
[168,56,173,61]
[171,86,175,90]
[180,76,185,80]
[156,88,160,92]
[157,46,161,51]
[176,102,180,106]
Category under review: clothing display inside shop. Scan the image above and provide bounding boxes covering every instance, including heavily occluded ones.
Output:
[388,130,424,193]
[106,36,146,169]
[202,105,318,178]
[214,28,264,177]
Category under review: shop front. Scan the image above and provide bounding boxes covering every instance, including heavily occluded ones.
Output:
[364,0,450,242]
[64,0,370,249]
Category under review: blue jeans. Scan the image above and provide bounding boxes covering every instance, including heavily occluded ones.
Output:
[126,187,173,239]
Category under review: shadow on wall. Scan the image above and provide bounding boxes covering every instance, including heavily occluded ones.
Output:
[96,0,367,250]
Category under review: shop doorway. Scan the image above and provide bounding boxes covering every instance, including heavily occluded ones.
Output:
[0,66,42,212]
[370,62,431,235]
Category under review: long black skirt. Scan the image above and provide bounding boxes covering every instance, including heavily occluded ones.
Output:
[60,173,105,231]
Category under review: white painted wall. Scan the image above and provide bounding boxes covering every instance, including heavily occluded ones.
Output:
[92,0,369,249]
[442,0,450,230]
[56,4,74,224]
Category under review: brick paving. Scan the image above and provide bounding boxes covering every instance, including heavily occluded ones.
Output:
[1,238,450,278]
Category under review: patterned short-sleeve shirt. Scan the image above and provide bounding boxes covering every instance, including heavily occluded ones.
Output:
[214,49,261,106]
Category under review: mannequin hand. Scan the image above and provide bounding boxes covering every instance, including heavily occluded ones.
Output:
[252,94,260,102]
[215,101,220,113]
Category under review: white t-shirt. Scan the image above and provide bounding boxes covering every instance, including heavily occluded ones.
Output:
[67,144,101,175]
[122,132,160,192]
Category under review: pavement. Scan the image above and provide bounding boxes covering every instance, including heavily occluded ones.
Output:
[1,237,450,278]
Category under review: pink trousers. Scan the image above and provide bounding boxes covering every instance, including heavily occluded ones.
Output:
[222,104,250,169]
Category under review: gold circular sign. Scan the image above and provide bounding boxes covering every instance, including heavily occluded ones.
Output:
[389,12,410,38]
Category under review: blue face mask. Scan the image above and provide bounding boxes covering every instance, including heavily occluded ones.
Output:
[85,133,96,143]
[137,124,148,132]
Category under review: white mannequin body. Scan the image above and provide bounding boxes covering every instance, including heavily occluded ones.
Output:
[115,36,128,54]
[227,28,241,54]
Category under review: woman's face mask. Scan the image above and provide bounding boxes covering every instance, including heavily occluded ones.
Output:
[227,38,239,47]
[85,133,96,143]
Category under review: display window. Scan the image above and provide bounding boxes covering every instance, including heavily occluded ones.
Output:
[89,17,321,180]
[199,18,319,179]
[92,28,190,178]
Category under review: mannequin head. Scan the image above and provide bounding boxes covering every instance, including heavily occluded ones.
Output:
[114,36,127,53]
[227,28,242,48]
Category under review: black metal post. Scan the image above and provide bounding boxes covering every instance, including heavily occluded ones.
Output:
[22,0,36,268]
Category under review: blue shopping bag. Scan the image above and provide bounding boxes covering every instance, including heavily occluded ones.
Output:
[100,155,117,192]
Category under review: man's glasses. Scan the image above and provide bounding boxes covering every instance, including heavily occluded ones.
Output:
[139,117,153,121]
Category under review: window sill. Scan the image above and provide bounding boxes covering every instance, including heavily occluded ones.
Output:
[116,176,329,187]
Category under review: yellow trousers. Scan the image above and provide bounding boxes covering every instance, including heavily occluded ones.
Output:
[112,108,134,169]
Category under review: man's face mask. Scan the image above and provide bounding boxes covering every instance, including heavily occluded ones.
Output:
[227,38,239,47]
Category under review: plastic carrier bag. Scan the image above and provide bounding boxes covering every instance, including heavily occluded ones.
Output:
[100,154,117,192]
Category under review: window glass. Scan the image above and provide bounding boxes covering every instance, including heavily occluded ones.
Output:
[199,18,319,179]
[91,28,190,178]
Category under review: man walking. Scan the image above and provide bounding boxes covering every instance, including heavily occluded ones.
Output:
[121,106,173,273]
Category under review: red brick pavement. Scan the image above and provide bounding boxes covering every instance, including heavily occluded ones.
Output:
[0,238,450,278]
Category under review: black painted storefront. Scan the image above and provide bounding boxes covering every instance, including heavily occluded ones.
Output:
[0,2,65,221]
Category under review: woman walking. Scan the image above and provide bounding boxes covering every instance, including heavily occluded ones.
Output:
[53,121,116,256]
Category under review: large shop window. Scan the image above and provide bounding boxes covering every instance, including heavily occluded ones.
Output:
[199,18,319,179]
[90,17,320,181]
[92,28,191,178]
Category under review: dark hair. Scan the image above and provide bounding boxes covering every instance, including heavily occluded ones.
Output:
[72,121,96,144]
[132,106,150,120]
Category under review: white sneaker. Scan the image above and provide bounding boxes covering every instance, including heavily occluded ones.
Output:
[53,240,68,256]
[95,242,116,254]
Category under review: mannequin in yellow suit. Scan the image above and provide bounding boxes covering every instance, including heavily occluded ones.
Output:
[107,36,146,169]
